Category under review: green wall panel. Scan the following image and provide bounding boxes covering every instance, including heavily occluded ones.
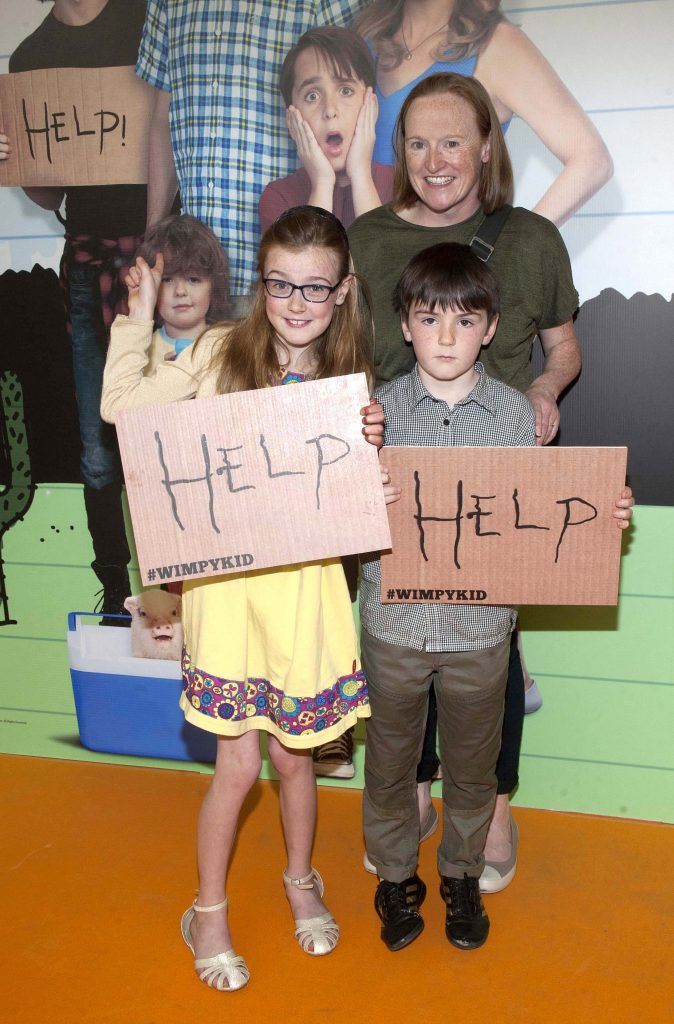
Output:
[1,489,672,822]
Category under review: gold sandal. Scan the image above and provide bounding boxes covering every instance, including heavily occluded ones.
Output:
[283,867,339,956]
[180,897,250,991]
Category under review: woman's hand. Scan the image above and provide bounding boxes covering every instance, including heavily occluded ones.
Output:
[125,252,164,322]
[380,464,401,505]
[524,381,560,446]
[612,486,634,530]
[0,130,10,161]
[361,399,385,449]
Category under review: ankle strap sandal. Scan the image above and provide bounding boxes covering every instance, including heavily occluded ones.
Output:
[180,897,250,992]
[283,868,339,956]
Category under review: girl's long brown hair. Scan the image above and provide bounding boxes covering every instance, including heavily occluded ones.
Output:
[200,206,374,395]
[355,0,504,70]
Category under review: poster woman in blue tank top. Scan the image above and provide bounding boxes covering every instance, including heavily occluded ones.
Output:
[355,0,612,226]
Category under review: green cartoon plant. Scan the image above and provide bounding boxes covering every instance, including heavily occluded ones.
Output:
[0,370,35,626]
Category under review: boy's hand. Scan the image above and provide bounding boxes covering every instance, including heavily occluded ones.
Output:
[361,399,385,449]
[125,252,164,322]
[524,381,559,445]
[612,485,634,530]
[286,106,336,189]
[345,88,378,183]
[380,464,401,505]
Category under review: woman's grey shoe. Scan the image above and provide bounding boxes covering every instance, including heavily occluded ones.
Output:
[524,679,543,714]
[480,816,519,894]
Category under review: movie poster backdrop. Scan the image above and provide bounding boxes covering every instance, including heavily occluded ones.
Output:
[0,0,672,821]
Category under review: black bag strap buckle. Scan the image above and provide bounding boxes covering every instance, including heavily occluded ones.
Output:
[468,204,513,262]
[468,235,495,262]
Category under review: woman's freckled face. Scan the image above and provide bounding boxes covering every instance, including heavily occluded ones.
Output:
[403,94,491,227]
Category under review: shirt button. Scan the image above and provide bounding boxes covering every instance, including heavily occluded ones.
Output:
[214,27,221,37]
[212,78,218,90]
[208,180,214,190]
[210,130,217,139]
[443,419,450,426]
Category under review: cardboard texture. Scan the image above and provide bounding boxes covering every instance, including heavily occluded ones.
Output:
[380,446,627,606]
[0,66,153,187]
[115,374,391,585]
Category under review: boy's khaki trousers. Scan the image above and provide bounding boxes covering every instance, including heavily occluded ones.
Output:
[361,629,510,882]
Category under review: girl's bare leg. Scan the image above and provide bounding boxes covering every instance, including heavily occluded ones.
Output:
[267,735,330,923]
[191,730,262,958]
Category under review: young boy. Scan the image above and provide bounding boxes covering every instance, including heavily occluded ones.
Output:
[360,242,536,953]
[129,214,230,374]
[259,26,394,233]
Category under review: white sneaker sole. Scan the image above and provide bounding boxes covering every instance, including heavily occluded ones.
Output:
[312,762,356,780]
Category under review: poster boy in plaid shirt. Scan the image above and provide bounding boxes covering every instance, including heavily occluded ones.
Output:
[362,242,632,954]
[136,0,366,308]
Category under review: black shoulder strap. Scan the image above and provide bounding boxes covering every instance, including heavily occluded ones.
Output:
[469,205,512,262]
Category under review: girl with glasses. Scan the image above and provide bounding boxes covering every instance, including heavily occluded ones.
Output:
[101,206,394,992]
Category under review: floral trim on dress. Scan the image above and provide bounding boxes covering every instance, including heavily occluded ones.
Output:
[181,649,369,736]
[276,367,308,385]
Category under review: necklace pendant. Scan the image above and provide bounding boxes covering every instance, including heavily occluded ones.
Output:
[404,51,412,60]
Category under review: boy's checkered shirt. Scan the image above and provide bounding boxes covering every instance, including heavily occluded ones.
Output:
[360,362,537,651]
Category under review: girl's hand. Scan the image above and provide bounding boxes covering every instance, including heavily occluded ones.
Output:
[380,465,401,505]
[345,88,378,183]
[286,106,336,189]
[361,399,385,449]
[125,252,164,321]
[612,486,634,530]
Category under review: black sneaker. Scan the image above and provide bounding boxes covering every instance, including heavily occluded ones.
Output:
[441,873,490,950]
[374,874,427,951]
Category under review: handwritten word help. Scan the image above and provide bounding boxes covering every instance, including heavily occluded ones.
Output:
[155,429,351,534]
[413,472,598,567]
[20,100,128,162]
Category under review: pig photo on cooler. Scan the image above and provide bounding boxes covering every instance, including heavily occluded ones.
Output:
[123,590,182,661]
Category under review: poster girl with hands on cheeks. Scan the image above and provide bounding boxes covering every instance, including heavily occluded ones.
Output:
[260,28,394,233]
[356,0,613,225]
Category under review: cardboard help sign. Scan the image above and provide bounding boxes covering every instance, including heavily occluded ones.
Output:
[380,446,628,606]
[0,66,153,187]
[115,374,391,586]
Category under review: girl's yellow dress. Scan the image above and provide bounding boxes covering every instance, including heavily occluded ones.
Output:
[102,317,370,749]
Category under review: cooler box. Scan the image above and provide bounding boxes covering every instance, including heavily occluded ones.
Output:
[67,611,217,762]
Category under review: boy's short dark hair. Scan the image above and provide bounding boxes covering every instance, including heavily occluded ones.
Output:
[279,26,375,107]
[393,243,500,322]
[136,214,230,323]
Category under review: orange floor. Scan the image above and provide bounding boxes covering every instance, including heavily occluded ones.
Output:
[2,755,673,1024]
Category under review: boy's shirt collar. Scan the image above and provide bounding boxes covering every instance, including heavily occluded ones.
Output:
[407,361,497,417]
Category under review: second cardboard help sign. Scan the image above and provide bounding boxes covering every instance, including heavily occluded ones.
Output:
[380,446,628,606]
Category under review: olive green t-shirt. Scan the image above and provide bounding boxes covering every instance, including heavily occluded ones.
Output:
[348,204,579,391]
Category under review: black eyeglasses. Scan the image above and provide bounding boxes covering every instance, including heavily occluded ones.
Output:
[262,277,343,303]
